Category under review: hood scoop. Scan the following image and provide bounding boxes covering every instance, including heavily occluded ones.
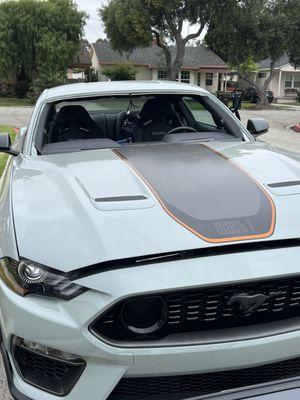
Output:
[76,177,154,211]
[92,194,154,210]
[95,195,148,202]
[267,180,300,196]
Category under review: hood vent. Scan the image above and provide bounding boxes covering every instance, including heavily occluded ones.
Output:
[267,180,300,196]
[268,180,300,188]
[95,195,148,202]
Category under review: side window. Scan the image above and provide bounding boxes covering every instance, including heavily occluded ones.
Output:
[183,97,218,128]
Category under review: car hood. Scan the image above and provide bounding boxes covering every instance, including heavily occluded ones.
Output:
[12,141,300,272]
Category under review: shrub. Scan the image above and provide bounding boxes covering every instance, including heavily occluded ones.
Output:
[102,62,136,81]
[297,89,300,103]
[14,81,30,99]
[28,75,64,103]
[0,82,15,98]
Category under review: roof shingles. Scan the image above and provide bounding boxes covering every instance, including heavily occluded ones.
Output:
[92,42,228,70]
[259,56,290,70]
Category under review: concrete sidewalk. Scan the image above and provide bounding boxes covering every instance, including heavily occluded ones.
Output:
[0,357,12,400]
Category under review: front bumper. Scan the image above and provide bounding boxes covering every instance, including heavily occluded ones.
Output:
[2,246,300,400]
[3,344,300,400]
[3,286,300,400]
[1,342,32,400]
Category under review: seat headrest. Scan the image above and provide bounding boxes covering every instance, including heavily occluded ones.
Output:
[55,105,91,123]
[140,98,177,119]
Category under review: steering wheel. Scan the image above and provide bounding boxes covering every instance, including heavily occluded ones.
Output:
[166,126,198,135]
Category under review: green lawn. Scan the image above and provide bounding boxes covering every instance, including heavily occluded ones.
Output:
[241,102,257,110]
[0,125,17,176]
[0,97,31,107]
[276,102,300,107]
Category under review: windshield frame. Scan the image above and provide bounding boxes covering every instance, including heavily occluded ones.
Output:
[25,91,254,156]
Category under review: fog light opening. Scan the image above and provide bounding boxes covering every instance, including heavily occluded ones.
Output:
[12,336,81,362]
[121,296,168,335]
[11,336,86,396]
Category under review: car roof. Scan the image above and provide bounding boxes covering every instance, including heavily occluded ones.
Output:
[41,80,207,103]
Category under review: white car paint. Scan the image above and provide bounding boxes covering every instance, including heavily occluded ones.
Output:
[0,81,299,400]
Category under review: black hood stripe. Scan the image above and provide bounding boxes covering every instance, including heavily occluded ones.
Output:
[114,144,275,243]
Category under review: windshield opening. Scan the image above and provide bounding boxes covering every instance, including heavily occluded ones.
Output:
[38,94,245,155]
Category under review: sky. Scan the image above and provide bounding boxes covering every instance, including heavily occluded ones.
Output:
[0,0,205,45]
[74,0,206,44]
[75,0,106,43]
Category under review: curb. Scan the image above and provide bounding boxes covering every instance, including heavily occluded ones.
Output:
[292,124,300,133]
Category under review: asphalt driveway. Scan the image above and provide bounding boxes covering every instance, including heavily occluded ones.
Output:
[0,106,33,129]
[0,106,299,400]
[240,108,300,153]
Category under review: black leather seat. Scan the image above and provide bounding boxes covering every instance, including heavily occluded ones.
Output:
[135,98,182,142]
[52,105,102,142]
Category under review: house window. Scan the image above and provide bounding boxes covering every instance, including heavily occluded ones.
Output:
[258,72,267,78]
[294,75,300,88]
[157,70,167,80]
[180,71,190,83]
[285,74,293,88]
[206,73,214,86]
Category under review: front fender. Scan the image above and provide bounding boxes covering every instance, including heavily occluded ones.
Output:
[0,158,19,260]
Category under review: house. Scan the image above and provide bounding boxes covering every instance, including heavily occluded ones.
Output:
[67,40,92,82]
[91,42,230,92]
[255,56,300,100]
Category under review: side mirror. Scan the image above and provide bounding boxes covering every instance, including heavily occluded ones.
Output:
[0,133,19,156]
[247,118,269,137]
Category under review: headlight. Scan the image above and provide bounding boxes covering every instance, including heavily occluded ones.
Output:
[0,258,87,300]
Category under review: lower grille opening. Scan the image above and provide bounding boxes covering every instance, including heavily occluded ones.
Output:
[13,342,86,396]
[108,356,300,399]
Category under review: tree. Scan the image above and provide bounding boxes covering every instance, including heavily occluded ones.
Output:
[96,38,110,43]
[206,0,291,109]
[0,0,86,90]
[102,62,136,80]
[286,0,300,68]
[99,0,213,80]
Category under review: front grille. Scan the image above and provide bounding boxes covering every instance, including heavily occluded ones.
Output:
[13,344,85,396]
[91,275,300,343]
[108,356,300,399]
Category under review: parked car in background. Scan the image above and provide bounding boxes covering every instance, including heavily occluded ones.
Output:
[0,81,300,400]
[243,86,274,103]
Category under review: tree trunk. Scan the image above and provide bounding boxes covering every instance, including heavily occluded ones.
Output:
[154,20,204,81]
[256,61,275,110]
[152,30,172,80]
[168,38,185,81]
[256,89,271,109]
